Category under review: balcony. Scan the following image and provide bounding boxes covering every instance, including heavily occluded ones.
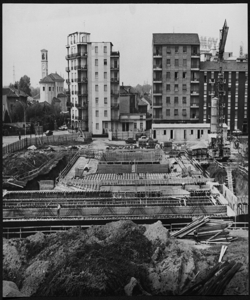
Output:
[111,66,119,70]
[191,65,199,70]
[153,102,162,108]
[111,51,120,57]
[111,77,119,83]
[77,78,88,83]
[111,115,119,121]
[78,92,88,96]
[191,79,199,83]
[190,91,199,96]
[153,90,162,95]
[66,79,70,84]
[65,53,79,60]
[79,104,88,110]
[153,115,163,120]
[190,103,199,108]
[191,52,200,58]
[65,67,70,72]
[153,53,162,57]
[76,52,88,57]
[111,104,119,110]
[153,77,162,82]
[153,65,162,70]
[76,65,87,70]
[111,90,119,96]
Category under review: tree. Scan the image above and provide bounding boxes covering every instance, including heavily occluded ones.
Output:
[30,86,40,97]
[9,81,19,89]
[19,75,32,96]
[4,110,11,123]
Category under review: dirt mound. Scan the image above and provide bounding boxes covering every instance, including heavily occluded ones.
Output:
[3,220,248,297]
[3,280,28,298]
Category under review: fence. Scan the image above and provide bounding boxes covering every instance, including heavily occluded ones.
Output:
[112,130,150,140]
[3,133,79,155]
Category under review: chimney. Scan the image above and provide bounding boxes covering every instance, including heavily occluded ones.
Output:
[122,82,123,86]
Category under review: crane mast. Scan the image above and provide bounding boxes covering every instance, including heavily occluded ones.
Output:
[215,20,229,158]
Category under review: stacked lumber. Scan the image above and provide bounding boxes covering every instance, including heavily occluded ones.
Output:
[181,260,243,295]
[171,217,236,244]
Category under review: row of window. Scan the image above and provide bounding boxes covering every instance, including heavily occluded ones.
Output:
[95,46,107,53]
[166,83,187,91]
[164,108,187,116]
[95,85,108,92]
[95,110,108,117]
[42,86,63,92]
[160,129,204,136]
[94,71,118,79]
[95,97,108,104]
[165,96,187,104]
[154,45,199,55]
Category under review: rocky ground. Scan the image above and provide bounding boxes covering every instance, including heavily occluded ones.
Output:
[3,220,248,297]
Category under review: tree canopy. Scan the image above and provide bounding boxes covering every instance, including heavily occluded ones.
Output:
[19,75,32,96]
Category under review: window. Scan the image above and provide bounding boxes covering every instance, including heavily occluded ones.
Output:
[95,85,98,92]
[43,86,45,91]
[96,110,99,117]
[182,97,186,104]
[174,109,178,116]
[174,97,178,104]
[104,72,107,79]
[95,46,98,53]
[183,59,187,67]
[166,97,170,104]
[166,109,170,116]
[175,46,179,53]
[140,122,143,130]
[166,84,170,91]
[104,46,107,53]
[104,110,107,117]
[53,87,54,91]
[182,109,187,116]
[49,87,51,91]
[104,97,107,104]
[164,130,166,135]
[166,72,170,79]
[96,123,99,130]
[204,74,207,82]
[134,123,137,129]
[191,130,193,135]
[208,130,210,134]
[95,72,98,79]
[166,46,171,54]
[183,46,187,53]
[183,72,186,79]
[167,59,171,66]
[104,59,107,65]
[183,84,187,91]
[175,72,178,80]
[104,85,107,91]
[95,97,99,104]
[174,84,178,92]
[175,59,179,67]
[201,130,203,135]
[95,59,98,66]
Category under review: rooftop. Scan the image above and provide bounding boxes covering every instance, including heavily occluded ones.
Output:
[40,73,64,83]
[200,61,248,71]
[2,87,29,98]
[153,33,200,45]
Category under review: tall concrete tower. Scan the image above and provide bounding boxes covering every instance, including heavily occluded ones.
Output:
[41,49,48,79]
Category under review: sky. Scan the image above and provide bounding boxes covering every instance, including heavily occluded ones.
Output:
[3,3,248,88]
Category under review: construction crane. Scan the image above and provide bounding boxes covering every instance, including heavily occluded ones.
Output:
[209,20,230,161]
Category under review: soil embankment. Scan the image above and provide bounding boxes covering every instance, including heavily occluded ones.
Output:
[3,220,248,297]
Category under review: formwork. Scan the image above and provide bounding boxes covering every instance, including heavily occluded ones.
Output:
[101,149,162,162]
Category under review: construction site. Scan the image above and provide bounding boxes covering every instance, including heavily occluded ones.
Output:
[2,21,249,297]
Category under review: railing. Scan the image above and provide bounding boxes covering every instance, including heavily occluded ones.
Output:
[153,90,162,94]
[76,65,87,70]
[111,104,119,109]
[111,90,119,95]
[153,115,163,119]
[111,51,120,56]
[153,78,162,81]
[111,66,119,69]
[153,65,162,69]
[65,67,70,72]
[153,102,162,106]
[79,92,88,96]
[111,78,119,82]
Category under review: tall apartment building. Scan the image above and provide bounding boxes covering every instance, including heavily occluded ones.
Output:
[152,33,200,124]
[199,61,248,134]
[66,32,120,134]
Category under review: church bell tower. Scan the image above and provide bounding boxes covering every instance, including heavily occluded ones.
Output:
[41,49,48,79]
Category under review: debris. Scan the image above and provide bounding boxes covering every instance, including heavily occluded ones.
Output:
[27,145,37,150]
[218,245,228,263]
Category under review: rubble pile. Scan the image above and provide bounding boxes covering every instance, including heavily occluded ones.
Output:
[3,220,248,297]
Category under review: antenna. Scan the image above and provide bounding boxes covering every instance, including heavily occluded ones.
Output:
[239,41,243,57]
[13,65,15,83]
